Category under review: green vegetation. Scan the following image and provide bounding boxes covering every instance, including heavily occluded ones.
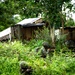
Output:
[0,0,75,75]
[0,40,75,75]
[0,0,74,31]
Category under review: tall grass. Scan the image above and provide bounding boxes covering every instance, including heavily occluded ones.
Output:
[0,40,75,75]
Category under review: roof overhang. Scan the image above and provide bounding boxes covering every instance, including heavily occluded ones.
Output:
[16,23,45,27]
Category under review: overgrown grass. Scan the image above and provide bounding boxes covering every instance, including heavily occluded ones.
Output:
[0,40,75,75]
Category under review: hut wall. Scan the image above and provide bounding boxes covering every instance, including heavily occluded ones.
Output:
[11,25,22,40]
[21,26,43,40]
[21,27,32,40]
[72,29,75,40]
[64,29,71,40]
[60,27,75,41]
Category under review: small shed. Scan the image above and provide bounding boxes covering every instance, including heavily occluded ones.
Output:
[0,27,11,41]
[60,26,75,41]
[12,23,45,40]
[0,18,46,41]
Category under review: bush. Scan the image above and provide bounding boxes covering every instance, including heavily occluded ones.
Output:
[0,41,75,75]
[34,26,55,46]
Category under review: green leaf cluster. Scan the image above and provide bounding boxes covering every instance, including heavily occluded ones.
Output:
[0,0,73,31]
[0,40,75,75]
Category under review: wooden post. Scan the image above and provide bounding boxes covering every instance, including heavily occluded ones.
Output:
[17,25,21,40]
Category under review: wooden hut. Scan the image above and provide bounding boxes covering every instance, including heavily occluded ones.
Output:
[0,27,11,41]
[60,26,75,48]
[60,26,75,41]
[0,18,46,41]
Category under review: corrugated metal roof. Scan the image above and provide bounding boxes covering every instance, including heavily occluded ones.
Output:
[0,27,11,38]
[22,23,45,27]
[17,17,41,25]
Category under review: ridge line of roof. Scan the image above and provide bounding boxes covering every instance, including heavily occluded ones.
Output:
[17,17,41,25]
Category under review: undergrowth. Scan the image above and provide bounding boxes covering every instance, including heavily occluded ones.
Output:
[0,40,75,75]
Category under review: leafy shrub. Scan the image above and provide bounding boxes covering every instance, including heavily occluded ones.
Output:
[24,39,43,50]
[0,41,75,75]
[34,26,51,41]
[65,18,75,27]
[34,26,55,46]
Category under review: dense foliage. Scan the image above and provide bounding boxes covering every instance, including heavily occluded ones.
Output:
[0,0,75,75]
[0,40,75,75]
[0,0,74,31]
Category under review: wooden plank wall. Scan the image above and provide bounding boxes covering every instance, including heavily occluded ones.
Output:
[60,27,75,41]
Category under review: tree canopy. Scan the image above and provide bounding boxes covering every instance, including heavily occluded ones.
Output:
[0,0,73,31]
